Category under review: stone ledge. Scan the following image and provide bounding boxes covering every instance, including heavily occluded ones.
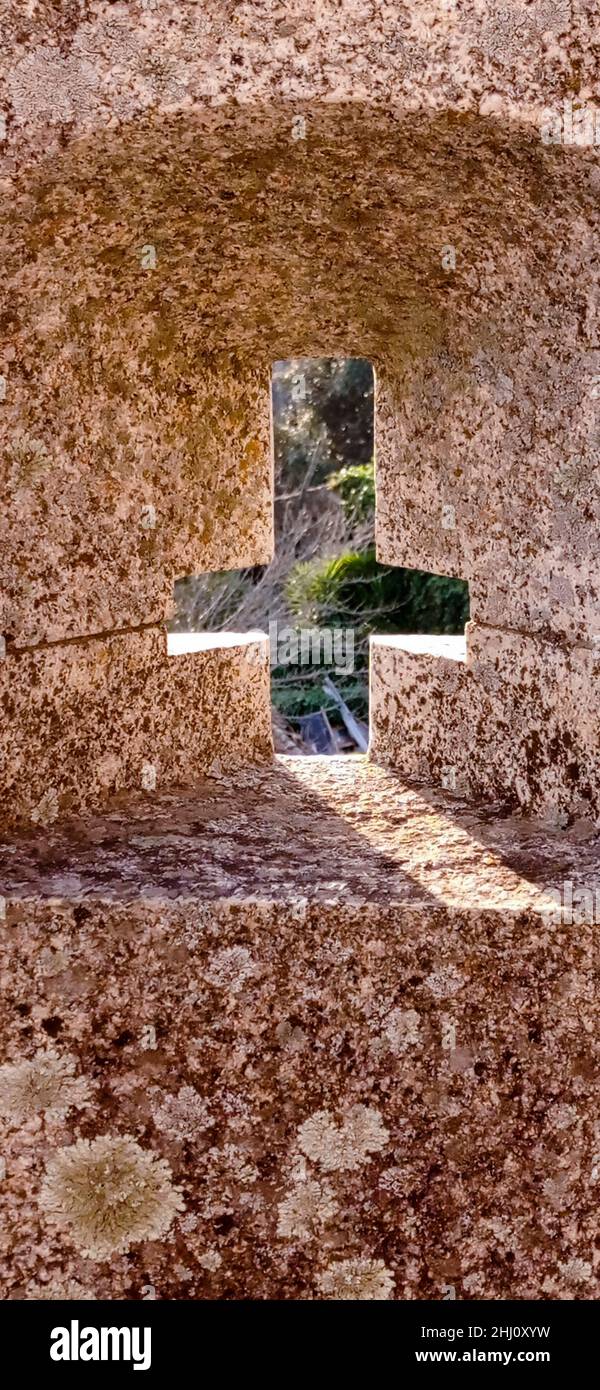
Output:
[1,755,598,911]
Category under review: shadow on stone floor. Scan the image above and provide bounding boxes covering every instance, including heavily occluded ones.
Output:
[2,756,598,911]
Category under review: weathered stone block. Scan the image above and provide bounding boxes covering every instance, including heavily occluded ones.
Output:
[0,628,272,829]
[0,0,597,1313]
[0,759,596,1301]
[375,302,600,646]
[370,626,600,819]
[1,366,273,647]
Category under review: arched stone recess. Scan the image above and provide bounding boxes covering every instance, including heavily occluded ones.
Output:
[1,101,599,823]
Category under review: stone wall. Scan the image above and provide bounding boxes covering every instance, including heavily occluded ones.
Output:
[0,2,598,1306]
[371,629,600,819]
[1,3,599,821]
[1,4,599,824]
[2,99,599,818]
[372,163,600,814]
[1,631,272,829]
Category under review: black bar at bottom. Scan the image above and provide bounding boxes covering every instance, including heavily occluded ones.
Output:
[0,1297,595,1379]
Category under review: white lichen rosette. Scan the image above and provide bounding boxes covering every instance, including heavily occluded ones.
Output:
[297,1104,389,1172]
[0,1050,92,1126]
[317,1257,395,1301]
[151,1085,212,1141]
[39,1134,184,1260]
[277,1178,338,1240]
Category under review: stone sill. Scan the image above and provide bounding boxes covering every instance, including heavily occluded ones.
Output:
[1,755,598,917]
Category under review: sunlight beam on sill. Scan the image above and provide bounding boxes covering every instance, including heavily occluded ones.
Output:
[280,754,558,915]
[370,633,467,661]
[167,630,268,655]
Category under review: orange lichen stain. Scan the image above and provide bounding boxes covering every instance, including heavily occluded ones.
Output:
[240,437,262,477]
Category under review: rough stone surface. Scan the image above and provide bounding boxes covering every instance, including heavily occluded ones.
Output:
[1,30,598,649]
[0,630,272,829]
[0,2,588,170]
[370,627,600,820]
[375,267,600,647]
[1,1,599,1305]
[0,758,597,1301]
[1,363,272,648]
[1,6,599,827]
[2,754,600,907]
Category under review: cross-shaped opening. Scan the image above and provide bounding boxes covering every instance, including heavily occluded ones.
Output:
[169,359,470,754]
